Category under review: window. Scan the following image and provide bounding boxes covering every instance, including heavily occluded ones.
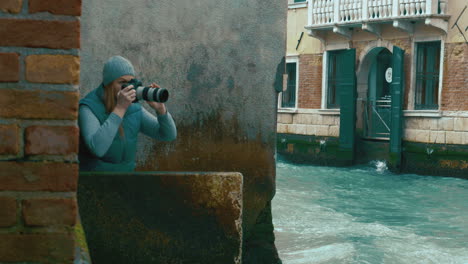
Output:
[281,62,297,108]
[294,0,306,2]
[327,50,340,108]
[415,41,441,110]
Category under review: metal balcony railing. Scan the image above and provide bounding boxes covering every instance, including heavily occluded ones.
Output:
[307,0,447,27]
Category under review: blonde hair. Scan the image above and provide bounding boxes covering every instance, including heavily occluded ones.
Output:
[103,83,125,137]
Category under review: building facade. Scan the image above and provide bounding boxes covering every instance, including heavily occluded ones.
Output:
[278,0,468,177]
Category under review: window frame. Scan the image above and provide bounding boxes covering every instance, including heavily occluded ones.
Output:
[414,41,441,110]
[323,49,347,109]
[278,56,299,111]
[409,37,445,112]
[288,0,307,9]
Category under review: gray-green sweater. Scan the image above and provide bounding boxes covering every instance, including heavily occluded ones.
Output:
[78,84,176,172]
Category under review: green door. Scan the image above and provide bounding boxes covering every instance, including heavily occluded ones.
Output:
[389,46,405,170]
[338,49,357,164]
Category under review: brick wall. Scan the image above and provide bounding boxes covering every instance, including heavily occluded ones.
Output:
[298,54,323,109]
[441,42,468,111]
[0,0,81,263]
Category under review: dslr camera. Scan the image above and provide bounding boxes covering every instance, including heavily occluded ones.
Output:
[121,78,169,103]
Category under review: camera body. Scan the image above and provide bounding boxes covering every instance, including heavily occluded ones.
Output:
[121,78,169,103]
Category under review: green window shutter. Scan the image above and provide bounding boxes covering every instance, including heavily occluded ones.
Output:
[390,46,405,170]
[294,0,307,2]
[281,62,297,108]
[415,41,440,110]
[338,49,357,163]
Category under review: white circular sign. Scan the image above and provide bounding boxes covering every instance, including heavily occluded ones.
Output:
[385,67,392,83]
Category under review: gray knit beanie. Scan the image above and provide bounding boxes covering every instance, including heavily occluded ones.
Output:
[102,56,135,86]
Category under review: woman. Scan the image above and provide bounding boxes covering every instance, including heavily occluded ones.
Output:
[78,56,177,171]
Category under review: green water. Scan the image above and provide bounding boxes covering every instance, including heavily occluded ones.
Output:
[272,157,468,264]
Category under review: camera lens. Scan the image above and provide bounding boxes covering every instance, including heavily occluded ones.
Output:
[136,86,169,103]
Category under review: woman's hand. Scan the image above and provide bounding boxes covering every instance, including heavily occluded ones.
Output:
[147,83,167,115]
[113,85,136,118]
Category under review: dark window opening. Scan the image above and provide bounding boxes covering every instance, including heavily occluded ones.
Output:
[327,50,340,109]
[281,62,297,108]
[415,41,441,110]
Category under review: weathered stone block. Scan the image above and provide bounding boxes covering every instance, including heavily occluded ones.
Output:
[78,172,243,264]
[302,114,315,125]
[277,113,292,124]
[420,118,438,130]
[404,128,416,141]
[446,131,463,145]
[463,132,468,144]
[429,131,445,144]
[306,125,317,135]
[277,123,288,133]
[405,117,420,129]
[454,118,468,132]
[322,115,336,125]
[290,124,307,135]
[26,55,79,84]
[329,125,339,137]
[413,129,430,143]
[292,114,305,124]
[316,125,329,136]
[315,114,323,125]
[438,117,454,131]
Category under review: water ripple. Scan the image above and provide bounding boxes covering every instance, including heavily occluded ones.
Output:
[273,157,468,264]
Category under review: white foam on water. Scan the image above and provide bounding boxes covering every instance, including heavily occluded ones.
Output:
[376,236,468,264]
[370,160,388,174]
[282,243,356,264]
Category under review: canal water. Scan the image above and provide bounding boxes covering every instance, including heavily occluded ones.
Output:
[272,156,468,264]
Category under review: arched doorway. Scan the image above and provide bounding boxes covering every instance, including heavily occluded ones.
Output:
[366,48,392,139]
[355,45,406,167]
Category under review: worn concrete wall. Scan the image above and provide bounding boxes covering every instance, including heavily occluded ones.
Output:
[78,172,242,263]
[80,0,286,262]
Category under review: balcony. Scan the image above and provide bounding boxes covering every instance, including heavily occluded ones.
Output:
[306,0,449,40]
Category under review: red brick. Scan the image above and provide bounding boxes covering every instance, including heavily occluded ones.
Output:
[22,198,77,226]
[442,43,468,111]
[0,0,22,14]
[0,89,79,119]
[0,161,78,191]
[25,126,78,155]
[29,0,81,16]
[0,233,74,262]
[298,54,322,109]
[26,55,80,84]
[0,53,20,82]
[0,196,17,227]
[0,124,20,155]
[0,19,79,49]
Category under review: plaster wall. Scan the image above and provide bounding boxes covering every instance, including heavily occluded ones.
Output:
[446,1,468,43]
[287,7,322,55]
